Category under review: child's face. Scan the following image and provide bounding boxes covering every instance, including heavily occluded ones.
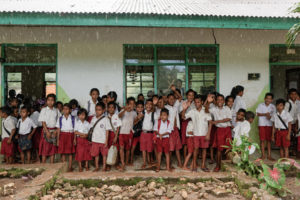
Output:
[289,92,297,101]
[107,96,115,103]
[63,106,71,115]
[20,109,28,119]
[239,91,244,97]
[127,100,135,111]
[216,96,225,107]
[78,113,86,121]
[47,97,55,108]
[1,112,7,118]
[11,100,18,107]
[91,91,99,101]
[162,96,168,104]
[160,112,168,121]
[248,118,254,124]
[157,99,164,109]
[194,98,203,109]
[187,92,194,102]
[167,95,175,106]
[236,112,245,121]
[136,104,144,113]
[138,96,144,102]
[102,97,107,104]
[72,104,77,109]
[13,109,19,117]
[276,103,284,112]
[108,104,115,115]
[226,98,234,108]
[95,106,104,117]
[57,104,63,111]
[145,101,153,112]
[265,96,273,105]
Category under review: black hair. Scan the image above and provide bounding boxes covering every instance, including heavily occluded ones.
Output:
[136,100,144,107]
[186,89,196,97]
[245,111,255,120]
[175,88,181,95]
[90,88,100,96]
[138,93,144,98]
[11,106,18,111]
[46,93,56,101]
[107,91,117,101]
[276,98,286,106]
[8,89,16,98]
[225,95,234,104]
[126,97,136,104]
[237,108,246,114]
[101,95,107,99]
[32,104,40,112]
[69,99,79,108]
[216,94,225,99]
[20,106,29,113]
[167,93,175,98]
[107,101,116,109]
[10,97,18,103]
[1,106,11,116]
[288,88,298,95]
[146,98,153,103]
[194,94,204,101]
[56,101,63,106]
[230,85,244,99]
[160,108,169,116]
[63,103,71,109]
[96,102,106,110]
[265,93,274,99]
[152,95,159,99]
[77,108,88,120]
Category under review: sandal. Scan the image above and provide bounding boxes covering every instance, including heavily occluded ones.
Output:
[213,167,220,172]
[201,167,210,172]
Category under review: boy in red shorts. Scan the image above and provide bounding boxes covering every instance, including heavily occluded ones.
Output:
[153,108,172,172]
[256,93,275,160]
[182,95,212,172]
[1,106,16,164]
[271,99,293,158]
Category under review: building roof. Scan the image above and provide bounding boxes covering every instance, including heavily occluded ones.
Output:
[0,0,300,19]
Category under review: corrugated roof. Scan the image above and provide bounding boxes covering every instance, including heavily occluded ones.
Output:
[0,0,299,18]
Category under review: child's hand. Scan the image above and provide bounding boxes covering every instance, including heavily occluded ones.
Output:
[113,136,118,144]
[286,134,291,141]
[271,134,275,142]
[27,135,32,140]
[138,112,144,119]
[182,101,190,110]
[205,134,210,141]
[73,140,76,146]
[7,138,12,144]
[170,84,176,91]
[153,98,158,105]
[266,113,271,120]
[207,94,214,103]
[46,131,51,139]
[105,142,108,148]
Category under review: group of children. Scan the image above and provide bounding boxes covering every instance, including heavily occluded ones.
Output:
[1,86,299,172]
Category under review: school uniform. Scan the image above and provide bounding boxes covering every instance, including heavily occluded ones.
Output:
[30,111,43,150]
[232,96,246,125]
[209,104,218,146]
[179,101,195,145]
[85,99,98,122]
[38,106,60,156]
[132,114,143,147]
[285,99,299,125]
[71,108,79,119]
[56,115,76,154]
[75,120,92,161]
[185,121,194,154]
[140,111,154,153]
[153,119,172,153]
[185,108,212,149]
[256,103,275,142]
[233,120,251,146]
[271,110,293,148]
[17,117,37,151]
[107,113,122,149]
[119,110,137,150]
[1,116,16,157]
[165,104,182,151]
[90,115,110,157]
[210,106,232,151]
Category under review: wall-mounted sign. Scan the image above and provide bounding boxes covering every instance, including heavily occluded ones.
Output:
[248,73,260,80]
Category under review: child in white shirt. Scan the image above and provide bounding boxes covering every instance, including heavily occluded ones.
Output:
[234,111,255,146]
[85,88,100,122]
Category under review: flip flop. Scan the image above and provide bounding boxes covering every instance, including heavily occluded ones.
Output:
[213,167,220,172]
[201,168,210,172]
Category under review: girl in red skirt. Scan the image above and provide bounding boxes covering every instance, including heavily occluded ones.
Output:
[74,108,92,172]
[56,103,76,172]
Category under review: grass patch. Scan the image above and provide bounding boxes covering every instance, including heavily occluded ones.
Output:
[0,168,44,178]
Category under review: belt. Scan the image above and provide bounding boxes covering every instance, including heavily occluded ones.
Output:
[60,131,74,134]
[277,129,287,131]
[143,131,153,133]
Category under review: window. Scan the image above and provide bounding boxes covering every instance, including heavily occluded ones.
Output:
[7,72,22,96]
[124,45,218,100]
[45,73,56,96]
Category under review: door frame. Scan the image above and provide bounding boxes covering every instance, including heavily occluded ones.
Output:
[1,43,58,105]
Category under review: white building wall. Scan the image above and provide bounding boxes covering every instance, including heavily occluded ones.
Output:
[0,26,296,107]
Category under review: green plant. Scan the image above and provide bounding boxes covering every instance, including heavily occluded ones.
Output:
[286,2,300,46]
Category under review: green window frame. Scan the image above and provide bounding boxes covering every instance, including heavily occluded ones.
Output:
[123,44,219,103]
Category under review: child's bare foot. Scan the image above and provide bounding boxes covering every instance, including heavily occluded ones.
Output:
[208,160,215,164]
[201,167,210,172]
[93,168,99,172]
[267,156,275,161]
[115,165,122,170]
[178,164,183,168]
[127,163,133,166]
[182,166,190,171]
[141,164,146,169]
[67,168,73,172]
[119,165,125,172]
[213,167,220,172]
[101,167,106,172]
[85,167,89,171]
[79,167,83,172]
[155,167,160,172]
[167,168,173,172]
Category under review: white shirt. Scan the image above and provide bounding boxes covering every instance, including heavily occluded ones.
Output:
[107,113,122,132]
[30,111,42,127]
[56,115,75,132]
[185,108,212,136]
[17,117,37,135]
[174,100,182,112]
[90,115,110,143]
[119,110,137,134]
[38,106,61,128]
[85,99,98,117]
[233,120,251,146]
[186,121,194,137]
[285,99,299,124]
[74,120,90,134]
[142,111,154,131]
[2,116,16,139]
[71,108,79,118]
[256,103,276,127]
[210,106,232,128]
[271,110,293,129]
[233,96,247,114]
[153,120,172,138]
[154,108,161,121]
[11,116,18,125]
[165,104,180,129]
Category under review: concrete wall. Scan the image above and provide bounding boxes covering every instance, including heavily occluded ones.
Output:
[0,26,299,107]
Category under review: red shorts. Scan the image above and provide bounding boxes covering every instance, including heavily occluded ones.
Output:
[119,133,132,150]
[181,119,190,145]
[275,130,290,148]
[132,136,140,147]
[108,131,119,150]
[58,132,75,154]
[213,127,231,151]
[75,137,92,161]
[186,136,194,154]
[33,127,43,149]
[156,138,170,153]
[91,142,108,157]
[140,132,153,152]
[194,136,209,149]
[39,128,57,156]
[259,126,272,141]
[1,138,14,157]
[169,128,182,151]
[210,125,217,146]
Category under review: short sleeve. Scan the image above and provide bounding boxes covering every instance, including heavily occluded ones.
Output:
[153,120,158,132]
[38,108,46,122]
[16,119,21,129]
[256,104,262,114]
[30,119,37,129]
[226,108,232,119]
[287,113,293,123]
[117,117,122,127]
[185,110,193,120]
[74,121,79,131]
[167,123,172,133]
[270,113,275,122]
[105,118,112,131]
[206,113,212,121]
[7,119,16,130]
[55,118,60,128]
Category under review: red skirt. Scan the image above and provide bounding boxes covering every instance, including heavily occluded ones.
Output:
[210,125,217,146]
[75,137,92,161]
[181,119,190,145]
[213,127,231,151]
[33,127,43,149]
[58,132,75,154]
[39,128,57,156]
[1,137,14,157]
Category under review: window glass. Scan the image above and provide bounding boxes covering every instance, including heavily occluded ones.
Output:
[157,47,185,64]
[125,46,154,64]
[270,46,300,63]
[7,72,22,81]
[188,46,217,63]
[45,73,56,81]
[189,65,216,94]
[7,82,21,96]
